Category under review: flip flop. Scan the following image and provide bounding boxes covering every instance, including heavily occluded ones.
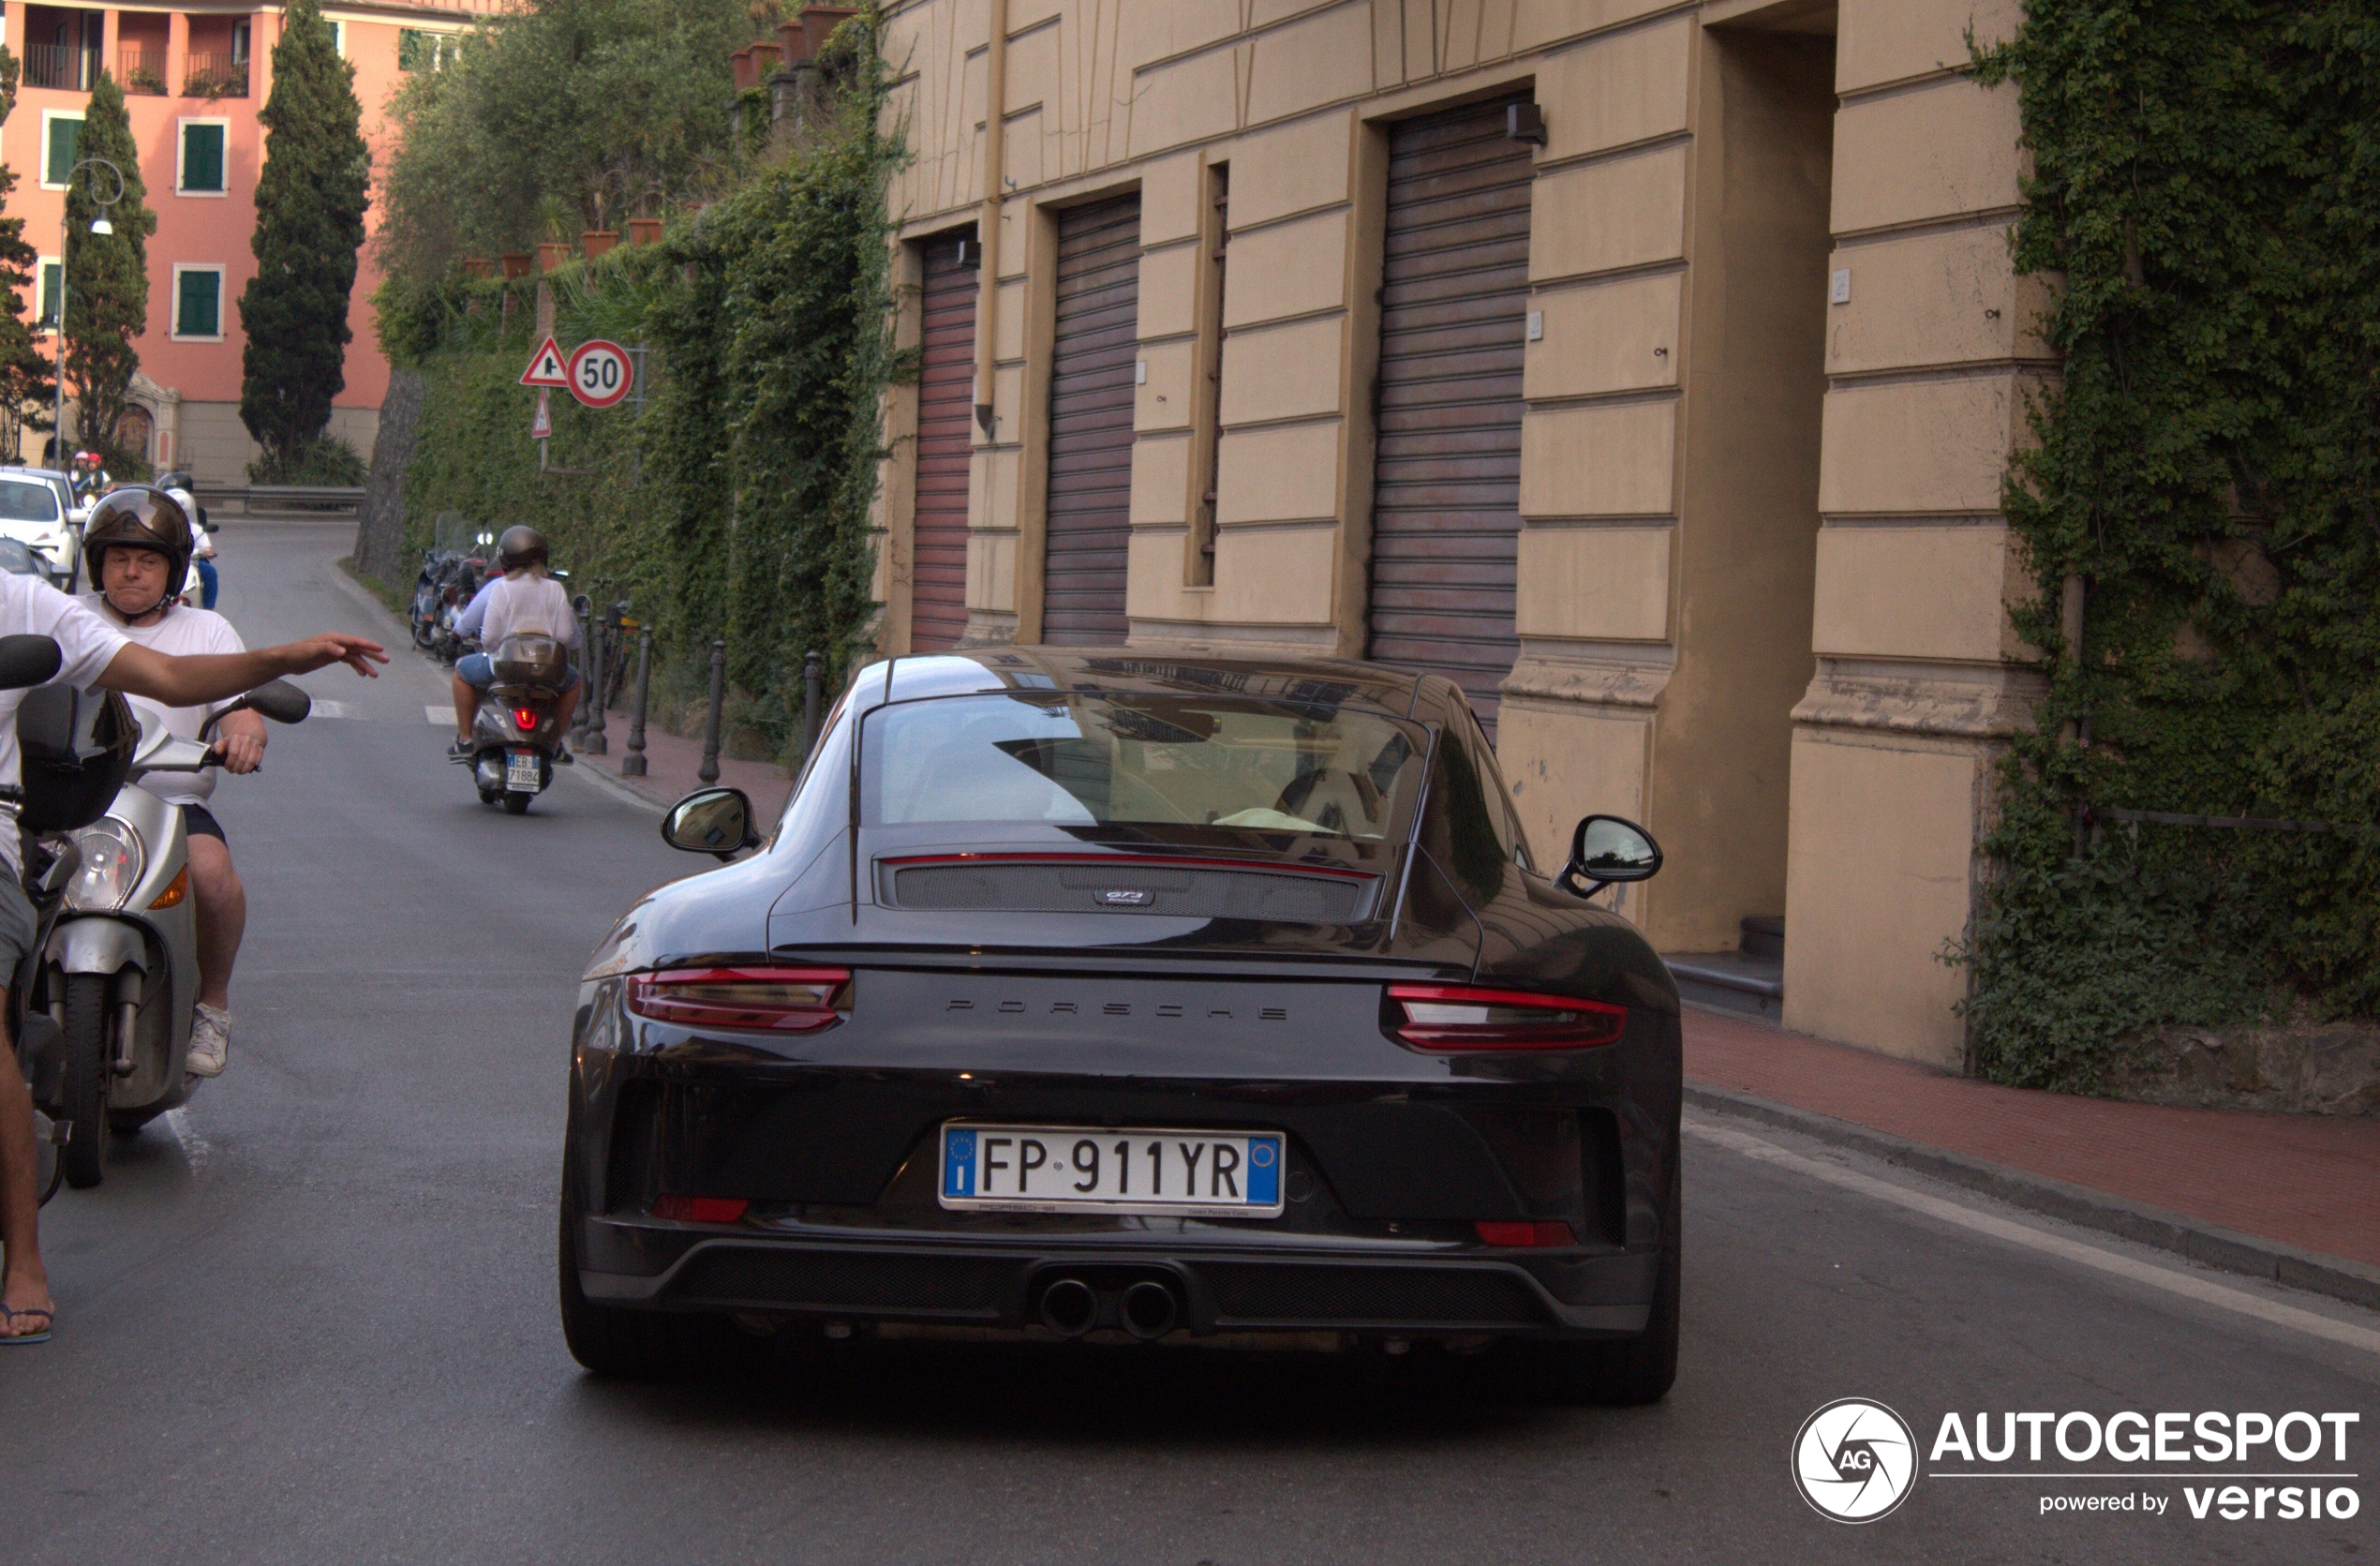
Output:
[0,1305,52,1345]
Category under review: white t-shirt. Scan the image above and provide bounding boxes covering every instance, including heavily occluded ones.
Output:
[80,595,243,808]
[478,572,578,650]
[166,488,214,559]
[0,574,129,872]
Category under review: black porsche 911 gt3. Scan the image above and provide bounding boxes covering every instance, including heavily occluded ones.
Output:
[559,649,1681,1402]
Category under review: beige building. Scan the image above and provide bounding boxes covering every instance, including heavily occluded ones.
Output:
[869,0,2045,1069]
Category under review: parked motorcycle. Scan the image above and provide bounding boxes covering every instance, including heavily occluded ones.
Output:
[460,633,569,815]
[38,678,310,1186]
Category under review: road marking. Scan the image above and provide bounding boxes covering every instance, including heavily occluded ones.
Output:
[426,706,453,725]
[163,1107,210,1174]
[1686,1119,2380,1357]
[309,700,356,719]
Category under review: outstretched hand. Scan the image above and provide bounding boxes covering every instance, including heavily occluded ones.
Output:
[284,634,388,679]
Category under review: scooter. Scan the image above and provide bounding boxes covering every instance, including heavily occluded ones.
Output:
[461,633,568,815]
[41,679,310,1186]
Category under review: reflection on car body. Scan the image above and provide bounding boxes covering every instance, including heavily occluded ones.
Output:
[561,649,1680,1402]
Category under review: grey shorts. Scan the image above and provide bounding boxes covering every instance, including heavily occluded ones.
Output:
[0,872,35,987]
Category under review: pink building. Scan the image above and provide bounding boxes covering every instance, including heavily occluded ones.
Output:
[4,2,501,480]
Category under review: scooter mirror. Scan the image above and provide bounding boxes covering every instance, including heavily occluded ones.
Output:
[0,634,62,691]
[241,680,312,725]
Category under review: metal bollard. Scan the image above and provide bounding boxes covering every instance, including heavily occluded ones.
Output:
[801,650,823,760]
[569,597,593,748]
[583,611,610,755]
[620,627,652,777]
[698,637,726,786]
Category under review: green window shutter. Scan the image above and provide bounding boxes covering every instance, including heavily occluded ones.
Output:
[46,117,80,186]
[182,123,225,192]
[177,271,220,337]
[38,262,59,327]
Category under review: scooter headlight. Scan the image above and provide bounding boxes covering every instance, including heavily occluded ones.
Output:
[63,819,143,913]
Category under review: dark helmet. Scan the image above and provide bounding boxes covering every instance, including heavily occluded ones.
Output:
[16,683,138,833]
[82,486,193,607]
[497,526,548,573]
[155,469,195,491]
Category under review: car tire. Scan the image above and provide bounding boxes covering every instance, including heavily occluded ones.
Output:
[1515,1173,1680,1407]
[557,1174,752,1380]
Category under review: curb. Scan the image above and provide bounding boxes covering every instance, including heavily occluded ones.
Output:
[1684,1081,2380,1316]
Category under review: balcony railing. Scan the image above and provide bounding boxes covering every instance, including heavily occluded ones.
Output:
[184,53,249,99]
[24,44,99,93]
[119,50,168,97]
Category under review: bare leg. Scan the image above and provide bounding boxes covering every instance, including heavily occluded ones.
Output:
[452,673,478,742]
[0,992,53,1335]
[186,836,245,1012]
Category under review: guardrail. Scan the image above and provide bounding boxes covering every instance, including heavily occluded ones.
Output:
[193,485,365,516]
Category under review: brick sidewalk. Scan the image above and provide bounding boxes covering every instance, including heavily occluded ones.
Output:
[575,718,794,817]
[1685,1007,2380,1269]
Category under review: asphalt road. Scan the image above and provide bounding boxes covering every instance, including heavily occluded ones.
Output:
[0,519,2373,1564]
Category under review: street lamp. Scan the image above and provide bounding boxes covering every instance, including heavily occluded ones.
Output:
[53,156,124,473]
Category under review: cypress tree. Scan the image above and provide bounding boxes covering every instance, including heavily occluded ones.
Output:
[62,71,155,470]
[240,0,368,479]
[0,48,52,461]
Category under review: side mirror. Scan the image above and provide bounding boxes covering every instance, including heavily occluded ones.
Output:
[662,787,759,862]
[0,634,62,691]
[1559,813,1662,900]
[242,680,312,725]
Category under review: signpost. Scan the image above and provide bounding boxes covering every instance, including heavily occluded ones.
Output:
[520,336,569,387]
[566,339,634,409]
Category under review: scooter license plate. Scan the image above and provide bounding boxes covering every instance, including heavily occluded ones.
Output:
[505,749,542,790]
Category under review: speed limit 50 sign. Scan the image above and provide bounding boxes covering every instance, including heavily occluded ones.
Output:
[566,339,635,409]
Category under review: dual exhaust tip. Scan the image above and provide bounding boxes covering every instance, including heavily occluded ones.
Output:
[1037,1276,1179,1341]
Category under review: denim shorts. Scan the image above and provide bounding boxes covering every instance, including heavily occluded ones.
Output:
[457,652,580,692]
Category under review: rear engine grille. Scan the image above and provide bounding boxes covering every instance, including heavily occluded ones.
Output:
[668,1248,1007,1314]
[1200,1263,1545,1327]
[887,862,1368,922]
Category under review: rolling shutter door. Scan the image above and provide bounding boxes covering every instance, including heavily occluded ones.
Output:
[911,231,975,652]
[1041,194,1140,645]
[1366,97,1534,736]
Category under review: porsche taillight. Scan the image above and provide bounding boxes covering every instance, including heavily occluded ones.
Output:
[1385,984,1626,1051]
[625,967,851,1032]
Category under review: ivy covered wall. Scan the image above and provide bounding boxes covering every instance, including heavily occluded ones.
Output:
[371,20,899,759]
[1962,3,2380,1087]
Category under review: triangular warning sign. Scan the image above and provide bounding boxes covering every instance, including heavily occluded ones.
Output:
[520,336,569,387]
[529,388,553,439]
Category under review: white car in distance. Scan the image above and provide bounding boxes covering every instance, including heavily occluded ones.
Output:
[0,468,82,589]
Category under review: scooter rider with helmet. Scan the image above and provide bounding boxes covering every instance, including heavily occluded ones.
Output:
[0,485,385,1344]
[79,487,261,1080]
[446,526,581,759]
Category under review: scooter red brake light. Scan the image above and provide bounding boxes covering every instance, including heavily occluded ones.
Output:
[513,707,541,731]
[625,967,852,1032]
[1385,984,1626,1050]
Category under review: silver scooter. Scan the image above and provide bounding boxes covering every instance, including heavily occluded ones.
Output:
[45,679,310,1186]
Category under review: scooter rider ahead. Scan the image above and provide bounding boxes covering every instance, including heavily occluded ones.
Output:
[446,526,581,760]
[80,488,260,1078]
[0,489,385,1344]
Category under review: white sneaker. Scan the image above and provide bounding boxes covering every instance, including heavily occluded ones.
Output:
[187,1005,231,1078]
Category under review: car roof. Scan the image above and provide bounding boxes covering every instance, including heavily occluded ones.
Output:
[0,467,69,484]
[870,647,1436,719]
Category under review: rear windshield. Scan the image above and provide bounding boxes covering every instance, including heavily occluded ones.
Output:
[862,693,1423,843]
[0,479,59,523]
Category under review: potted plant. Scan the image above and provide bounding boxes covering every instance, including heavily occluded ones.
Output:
[535,195,574,272]
[462,257,494,278]
[626,217,663,246]
[581,230,618,261]
[798,5,858,58]
[500,254,531,279]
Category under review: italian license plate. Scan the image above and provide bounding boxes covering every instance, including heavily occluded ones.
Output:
[939,1124,1285,1216]
[506,749,542,790]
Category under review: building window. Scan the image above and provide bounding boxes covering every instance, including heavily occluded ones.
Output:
[41,112,83,189]
[398,29,456,72]
[37,259,60,330]
[172,266,225,340]
[178,121,229,195]
[329,22,347,57]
